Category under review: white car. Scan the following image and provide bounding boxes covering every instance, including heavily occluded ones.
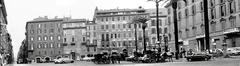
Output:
[227,47,240,55]
[54,58,74,64]
[82,57,94,61]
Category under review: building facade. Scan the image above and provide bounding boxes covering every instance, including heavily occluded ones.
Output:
[26,17,64,62]
[62,19,87,60]
[0,0,14,64]
[85,21,98,57]
[165,0,240,52]
[145,8,168,51]
[93,7,150,55]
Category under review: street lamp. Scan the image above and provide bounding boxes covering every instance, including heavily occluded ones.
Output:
[142,23,147,53]
[148,0,163,51]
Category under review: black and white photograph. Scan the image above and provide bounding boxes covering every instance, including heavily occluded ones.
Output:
[1,0,240,66]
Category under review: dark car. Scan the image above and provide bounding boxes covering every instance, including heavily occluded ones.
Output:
[185,52,211,61]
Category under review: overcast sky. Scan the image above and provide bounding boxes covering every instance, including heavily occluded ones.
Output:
[4,0,166,58]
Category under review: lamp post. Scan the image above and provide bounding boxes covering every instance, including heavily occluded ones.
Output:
[142,23,147,53]
[148,0,162,50]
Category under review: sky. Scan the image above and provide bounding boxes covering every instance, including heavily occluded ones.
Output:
[4,0,167,59]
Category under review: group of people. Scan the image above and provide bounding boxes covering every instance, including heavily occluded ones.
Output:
[92,53,122,64]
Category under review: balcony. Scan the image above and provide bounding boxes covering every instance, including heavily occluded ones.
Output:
[223,27,240,35]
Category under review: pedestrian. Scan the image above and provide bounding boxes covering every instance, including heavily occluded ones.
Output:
[117,54,121,64]
[166,51,173,62]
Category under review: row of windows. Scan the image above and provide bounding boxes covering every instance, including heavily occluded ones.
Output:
[100,23,142,30]
[151,19,163,26]
[101,32,142,41]
[97,15,148,22]
[30,36,61,41]
[33,23,61,28]
[86,47,97,52]
[37,50,61,55]
[29,28,61,34]
[210,16,237,32]
[34,43,61,49]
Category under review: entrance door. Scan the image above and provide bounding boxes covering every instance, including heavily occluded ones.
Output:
[197,38,205,51]
[36,58,41,63]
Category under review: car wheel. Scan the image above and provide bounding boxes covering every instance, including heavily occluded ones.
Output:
[71,61,74,63]
[205,58,208,61]
[187,59,191,61]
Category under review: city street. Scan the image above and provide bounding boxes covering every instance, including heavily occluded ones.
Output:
[6,59,240,66]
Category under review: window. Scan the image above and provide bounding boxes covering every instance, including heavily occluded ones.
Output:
[229,0,236,14]
[38,37,41,41]
[112,24,115,29]
[38,44,41,48]
[111,34,113,38]
[93,32,96,37]
[151,28,156,34]
[38,24,41,28]
[31,37,34,41]
[72,38,74,42]
[101,25,104,29]
[123,16,125,20]
[50,29,54,33]
[44,43,47,48]
[211,21,216,32]
[118,24,120,28]
[200,2,203,11]
[179,31,182,38]
[211,8,216,19]
[164,28,167,33]
[220,18,226,30]
[87,47,90,52]
[64,38,66,42]
[112,17,115,21]
[94,47,96,52]
[50,36,53,40]
[151,20,156,26]
[44,36,47,40]
[58,43,61,48]
[178,12,181,21]
[186,29,189,38]
[128,24,131,28]
[123,24,126,28]
[229,16,236,28]
[220,4,226,16]
[50,43,53,48]
[106,25,109,29]
[117,17,120,21]
[185,9,188,18]
[58,36,61,40]
[115,34,117,38]
[192,5,196,15]
[201,24,205,34]
[106,17,108,21]
[159,28,162,34]
[159,19,162,26]
[168,8,171,14]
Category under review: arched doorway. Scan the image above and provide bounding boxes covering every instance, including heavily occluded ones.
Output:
[45,57,50,63]
[35,57,41,63]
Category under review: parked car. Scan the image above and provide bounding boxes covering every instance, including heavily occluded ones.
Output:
[125,55,135,61]
[82,57,94,61]
[227,47,240,56]
[54,58,74,64]
[185,52,211,61]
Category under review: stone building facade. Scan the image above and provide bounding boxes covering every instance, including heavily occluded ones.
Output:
[26,17,64,62]
[93,7,149,55]
[165,0,240,52]
[62,19,87,60]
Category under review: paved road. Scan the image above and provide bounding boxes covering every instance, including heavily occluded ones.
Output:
[6,59,240,66]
